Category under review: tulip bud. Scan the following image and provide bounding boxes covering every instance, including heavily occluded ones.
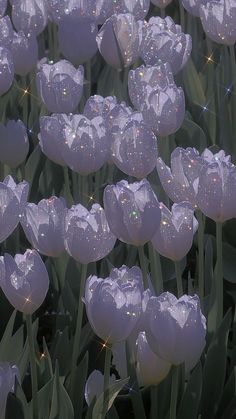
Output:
[0,16,13,49]
[48,0,94,22]
[97,13,142,69]
[36,60,84,114]
[0,250,49,314]
[103,179,161,246]
[21,197,66,257]
[11,31,38,76]
[0,0,7,17]
[0,363,19,419]
[0,47,14,96]
[85,370,116,406]
[112,0,150,20]
[64,203,116,264]
[11,0,48,36]
[181,0,207,17]
[106,102,133,133]
[0,120,29,168]
[145,292,206,371]
[38,114,67,166]
[83,95,117,120]
[84,265,143,343]
[151,202,198,261]
[90,0,114,25]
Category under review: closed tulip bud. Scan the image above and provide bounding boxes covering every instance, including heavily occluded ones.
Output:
[151,202,198,261]
[38,114,67,166]
[85,370,116,406]
[0,0,7,17]
[103,179,161,246]
[11,31,38,76]
[0,120,29,168]
[145,292,206,371]
[64,204,116,264]
[200,0,236,45]
[136,332,171,386]
[58,16,98,65]
[141,17,192,74]
[112,0,150,20]
[0,176,29,243]
[0,250,49,314]
[84,265,143,343]
[21,197,66,257]
[0,16,13,49]
[36,60,84,114]
[84,95,117,120]
[61,114,109,175]
[48,0,94,22]
[90,0,114,24]
[111,113,158,178]
[11,0,48,36]
[0,363,19,419]
[181,0,207,17]
[0,47,14,96]
[151,0,173,7]
[97,13,142,70]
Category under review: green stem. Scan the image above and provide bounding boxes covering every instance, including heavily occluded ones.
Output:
[174,261,183,297]
[138,246,149,289]
[102,346,112,419]
[170,367,178,419]
[26,315,39,419]
[160,8,165,18]
[85,60,91,101]
[151,386,158,419]
[216,222,223,324]
[148,242,163,294]
[69,264,88,396]
[179,1,185,29]
[63,166,73,207]
[126,339,146,419]
[197,211,205,304]
[229,45,236,139]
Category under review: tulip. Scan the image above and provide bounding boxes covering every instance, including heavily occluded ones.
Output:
[0,249,49,314]
[48,0,94,22]
[38,114,67,166]
[84,265,143,343]
[90,0,114,24]
[97,13,142,69]
[36,60,84,114]
[151,202,198,261]
[64,203,116,264]
[0,47,14,96]
[136,332,171,386]
[85,370,116,406]
[11,0,48,36]
[60,114,109,175]
[145,292,206,371]
[103,179,161,246]
[151,0,173,7]
[110,112,158,178]
[112,0,151,20]
[0,0,7,17]
[21,197,66,257]
[11,31,38,76]
[141,16,192,74]
[83,95,117,120]
[106,101,133,133]
[58,16,98,65]
[0,120,29,168]
[0,176,29,243]
[200,0,236,45]
[0,363,19,419]
[0,16,13,49]
[181,0,207,17]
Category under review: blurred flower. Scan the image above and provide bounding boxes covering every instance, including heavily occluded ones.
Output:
[48,0,93,22]
[200,0,236,45]
[85,370,116,406]
[136,332,171,386]
[84,265,143,343]
[103,179,161,246]
[11,31,38,76]
[0,363,19,419]
[0,250,49,314]
[0,176,29,243]
[181,0,207,17]
[0,120,29,168]
[58,16,98,65]
[84,95,117,120]
[0,47,14,96]
[110,112,158,178]
[21,197,66,257]
[0,16,13,49]
[151,202,198,261]
[11,0,48,36]
[151,0,173,7]
[106,101,133,132]
[0,0,7,17]
[141,16,192,74]
[145,292,206,371]
[90,0,114,24]
[97,13,142,69]
[36,60,84,113]
[60,114,109,175]
[38,114,67,166]
[64,204,116,264]
[112,0,150,20]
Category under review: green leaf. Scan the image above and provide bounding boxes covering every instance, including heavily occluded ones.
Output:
[177,363,202,419]
[175,112,207,152]
[25,145,46,201]
[217,366,236,418]
[92,377,129,419]
[37,378,53,419]
[222,242,236,283]
[49,362,74,419]
[0,310,16,360]
[71,351,88,419]
[183,58,206,106]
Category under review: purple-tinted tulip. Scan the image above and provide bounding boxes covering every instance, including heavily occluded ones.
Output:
[48,0,94,22]
[11,0,48,36]
[85,370,116,406]
[145,292,206,371]
[0,120,29,168]
[21,197,66,257]
[0,16,13,49]
[0,250,49,314]
[0,363,19,419]
[0,176,29,243]
[141,16,192,74]
[97,13,142,70]
[200,0,236,45]
[60,114,109,175]
[0,0,7,17]
[58,16,98,65]
[181,0,207,17]
[0,47,14,96]
[83,95,117,120]
[103,179,161,246]
[112,0,150,20]
[151,202,198,261]
[106,101,133,133]
[136,332,171,386]
[11,31,38,76]
[36,60,84,114]
[84,265,143,343]
[38,114,67,166]
[151,0,173,7]
[111,112,158,178]
[90,0,114,24]
[64,204,116,264]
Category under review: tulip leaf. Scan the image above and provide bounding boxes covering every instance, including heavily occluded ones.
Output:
[71,351,89,419]
[0,310,16,360]
[36,377,53,419]
[15,380,30,419]
[217,366,236,418]
[25,145,46,201]
[50,327,71,376]
[222,242,236,283]
[183,58,206,106]
[92,377,129,419]
[177,362,202,419]
[175,112,207,152]
[49,362,74,419]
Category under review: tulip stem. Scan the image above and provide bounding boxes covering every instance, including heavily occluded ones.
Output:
[138,246,149,289]
[179,1,185,30]
[148,242,163,294]
[69,263,87,397]
[102,346,112,419]
[197,211,205,304]
[63,166,73,207]
[26,314,39,419]
[170,367,178,419]
[229,45,236,141]
[174,261,183,297]
[216,222,223,324]
[151,386,158,419]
